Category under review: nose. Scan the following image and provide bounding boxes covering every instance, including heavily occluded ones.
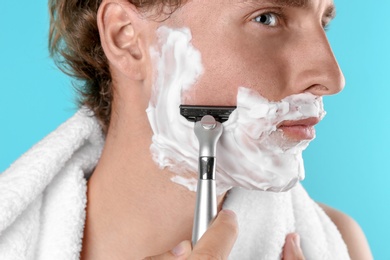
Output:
[287,26,345,96]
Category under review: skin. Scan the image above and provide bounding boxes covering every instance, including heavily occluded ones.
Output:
[177,0,344,105]
[80,0,373,258]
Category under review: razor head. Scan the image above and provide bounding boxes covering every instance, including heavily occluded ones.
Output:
[180,105,236,123]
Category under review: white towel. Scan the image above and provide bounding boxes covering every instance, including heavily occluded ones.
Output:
[0,109,350,259]
[224,186,350,259]
[0,109,103,260]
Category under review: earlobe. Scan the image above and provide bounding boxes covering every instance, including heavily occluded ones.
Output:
[97,2,145,80]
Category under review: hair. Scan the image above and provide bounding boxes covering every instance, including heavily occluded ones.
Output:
[48,0,183,134]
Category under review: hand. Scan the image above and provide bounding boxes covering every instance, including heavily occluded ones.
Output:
[145,209,238,260]
[146,211,305,260]
[283,233,305,260]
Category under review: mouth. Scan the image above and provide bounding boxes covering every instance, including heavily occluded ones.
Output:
[277,117,321,141]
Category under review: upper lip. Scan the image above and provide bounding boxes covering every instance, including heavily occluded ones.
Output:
[277,117,320,128]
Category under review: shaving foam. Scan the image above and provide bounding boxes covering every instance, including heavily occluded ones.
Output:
[147,27,325,194]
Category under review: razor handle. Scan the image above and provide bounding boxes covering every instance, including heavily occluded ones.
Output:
[192,115,223,245]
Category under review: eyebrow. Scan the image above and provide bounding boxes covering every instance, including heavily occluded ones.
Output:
[246,0,337,20]
[267,0,309,8]
[324,4,336,20]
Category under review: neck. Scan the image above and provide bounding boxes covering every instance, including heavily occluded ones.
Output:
[81,100,205,259]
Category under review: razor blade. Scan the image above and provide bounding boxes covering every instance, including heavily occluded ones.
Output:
[179,105,236,123]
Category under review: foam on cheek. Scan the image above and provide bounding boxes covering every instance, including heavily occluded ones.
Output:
[147,26,326,194]
[218,88,325,193]
[147,27,201,178]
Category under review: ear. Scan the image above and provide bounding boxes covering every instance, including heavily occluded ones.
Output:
[97,1,148,80]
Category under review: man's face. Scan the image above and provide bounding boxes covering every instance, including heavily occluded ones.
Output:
[163,0,344,105]
[144,0,342,192]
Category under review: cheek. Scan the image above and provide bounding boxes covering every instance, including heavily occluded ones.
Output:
[182,34,289,105]
[181,71,239,106]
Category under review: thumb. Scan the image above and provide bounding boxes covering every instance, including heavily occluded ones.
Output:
[190,209,239,259]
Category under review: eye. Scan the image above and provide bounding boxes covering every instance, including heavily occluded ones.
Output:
[252,13,278,26]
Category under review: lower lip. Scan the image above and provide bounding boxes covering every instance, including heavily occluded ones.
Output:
[278,125,316,140]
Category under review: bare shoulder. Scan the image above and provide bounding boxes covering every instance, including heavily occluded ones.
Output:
[317,203,373,260]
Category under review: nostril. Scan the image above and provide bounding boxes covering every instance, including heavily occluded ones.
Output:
[305,84,329,95]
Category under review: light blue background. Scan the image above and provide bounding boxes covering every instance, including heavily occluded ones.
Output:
[1,1,388,258]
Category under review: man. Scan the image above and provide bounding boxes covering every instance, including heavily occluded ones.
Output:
[0,0,372,259]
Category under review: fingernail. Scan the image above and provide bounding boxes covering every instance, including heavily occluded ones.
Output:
[293,234,301,249]
[221,209,236,218]
[171,241,186,256]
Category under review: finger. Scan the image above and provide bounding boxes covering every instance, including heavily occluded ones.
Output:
[190,209,239,260]
[282,233,305,260]
[144,240,192,260]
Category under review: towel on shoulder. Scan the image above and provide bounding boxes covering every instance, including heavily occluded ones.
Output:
[0,109,350,260]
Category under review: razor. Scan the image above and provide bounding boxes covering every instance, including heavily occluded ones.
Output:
[180,105,236,245]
